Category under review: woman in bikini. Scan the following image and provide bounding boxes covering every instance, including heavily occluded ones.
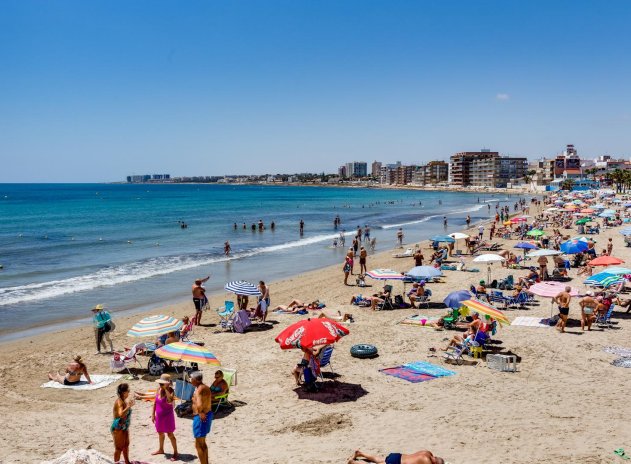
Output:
[48,355,92,385]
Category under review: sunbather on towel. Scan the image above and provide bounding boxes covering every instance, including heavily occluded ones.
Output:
[275,300,320,313]
[348,448,445,464]
[48,355,92,385]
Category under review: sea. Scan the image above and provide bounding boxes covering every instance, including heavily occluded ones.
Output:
[0,183,528,340]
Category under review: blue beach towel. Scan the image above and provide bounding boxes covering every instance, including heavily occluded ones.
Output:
[403,361,456,378]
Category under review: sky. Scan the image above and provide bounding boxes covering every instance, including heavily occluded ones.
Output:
[1,0,630,182]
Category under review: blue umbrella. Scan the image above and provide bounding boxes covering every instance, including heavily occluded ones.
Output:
[430,235,455,243]
[443,290,473,309]
[407,266,443,279]
[584,272,623,288]
[514,242,538,250]
[619,228,631,236]
[598,212,615,218]
[560,239,589,254]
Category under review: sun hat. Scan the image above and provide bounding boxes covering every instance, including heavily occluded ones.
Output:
[91,304,105,311]
[155,373,172,385]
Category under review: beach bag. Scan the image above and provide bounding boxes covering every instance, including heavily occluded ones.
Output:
[103,322,112,333]
[394,295,405,306]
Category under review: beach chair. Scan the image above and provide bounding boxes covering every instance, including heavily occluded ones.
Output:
[488,291,508,308]
[110,343,146,376]
[213,368,237,412]
[317,346,335,381]
[595,304,615,328]
[376,285,394,310]
[180,316,195,342]
[415,294,431,309]
[217,301,236,331]
[174,378,195,417]
[498,275,514,290]
[443,308,460,329]
[443,338,477,365]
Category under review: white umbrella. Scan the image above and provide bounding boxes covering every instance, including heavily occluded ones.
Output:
[449,232,469,240]
[527,249,562,257]
[473,254,505,284]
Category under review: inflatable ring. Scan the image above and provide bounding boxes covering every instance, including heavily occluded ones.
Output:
[350,344,378,359]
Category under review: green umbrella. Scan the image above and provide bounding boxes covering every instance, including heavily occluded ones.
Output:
[526,229,545,237]
[575,218,592,225]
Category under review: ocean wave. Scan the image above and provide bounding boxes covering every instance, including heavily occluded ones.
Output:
[380,204,486,230]
[0,233,340,306]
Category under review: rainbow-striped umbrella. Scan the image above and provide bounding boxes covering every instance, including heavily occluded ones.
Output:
[155,342,220,365]
[366,269,406,280]
[460,299,510,326]
[127,315,183,338]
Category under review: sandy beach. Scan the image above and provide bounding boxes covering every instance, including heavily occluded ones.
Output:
[2,198,630,464]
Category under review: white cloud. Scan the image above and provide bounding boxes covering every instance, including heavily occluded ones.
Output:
[496,93,510,101]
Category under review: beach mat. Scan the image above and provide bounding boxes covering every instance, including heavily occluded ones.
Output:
[41,374,122,390]
[399,315,437,327]
[511,316,551,328]
[403,361,456,378]
[380,367,438,383]
[603,346,631,357]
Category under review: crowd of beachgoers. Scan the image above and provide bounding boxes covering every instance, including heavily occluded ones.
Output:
[4,187,631,464]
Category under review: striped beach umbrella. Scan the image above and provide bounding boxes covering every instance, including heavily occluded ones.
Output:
[127,315,183,338]
[224,280,262,296]
[601,267,631,275]
[366,269,406,280]
[459,299,510,326]
[584,272,623,288]
[155,342,220,365]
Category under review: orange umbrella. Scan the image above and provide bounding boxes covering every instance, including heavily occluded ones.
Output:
[580,208,595,214]
[588,256,625,266]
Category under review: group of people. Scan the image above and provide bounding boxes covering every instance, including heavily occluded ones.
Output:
[233,220,276,232]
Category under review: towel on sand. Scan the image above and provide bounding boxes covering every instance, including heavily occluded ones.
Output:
[402,361,456,377]
[604,346,631,357]
[511,316,550,328]
[41,374,122,390]
[380,367,438,383]
[399,315,437,327]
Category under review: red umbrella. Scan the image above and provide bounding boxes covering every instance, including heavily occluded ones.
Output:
[275,318,349,350]
[588,256,625,266]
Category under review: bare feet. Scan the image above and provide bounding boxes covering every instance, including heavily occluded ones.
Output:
[151,450,165,456]
[169,454,179,461]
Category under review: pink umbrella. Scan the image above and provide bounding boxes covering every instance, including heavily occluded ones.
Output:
[528,282,580,317]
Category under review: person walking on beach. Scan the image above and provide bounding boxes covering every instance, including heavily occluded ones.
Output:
[553,286,572,333]
[347,248,355,275]
[299,219,304,235]
[111,383,134,464]
[151,374,178,461]
[192,276,210,325]
[359,246,368,275]
[348,449,445,464]
[92,304,114,354]
[478,225,484,240]
[224,241,231,256]
[191,371,212,464]
[397,228,404,247]
[352,237,359,255]
[465,215,471,228]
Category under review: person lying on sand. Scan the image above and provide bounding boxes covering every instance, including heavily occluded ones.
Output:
[48,355,92,385]
[318,311,354,323]
[348,448,445,464]
[274,299,321,313]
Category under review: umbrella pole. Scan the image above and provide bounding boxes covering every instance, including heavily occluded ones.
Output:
[487,265,491,285]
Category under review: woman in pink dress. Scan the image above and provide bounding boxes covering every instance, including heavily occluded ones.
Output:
[151,374,178,461]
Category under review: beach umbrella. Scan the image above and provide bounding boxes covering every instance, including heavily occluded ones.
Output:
[459,299,510,326]
[514,242,538,250]
[573,199,582,204]
[580,208,595,214]
[598,212,615,218]
[510,216,529,223]
[366,269,406,280]
[526,229,545,237]
[473,254,505,284]
[275,317,349,350]
[584,272,623,288]
[592,204,606,210]
[570,236,593,243]
[224,280,262,296]
[575,218,591,225]
[443,290,473,309]
[528,282,580,317]
[155,342,220,365]
[449,232,469,240]
[127,315,183,338]
[430,235,455,243]
[527,249,562,257]
[619,228,631,236]
[588,256,625,266]
[407,266,442,279]
[600,267,631,275]
[560,239,589,254]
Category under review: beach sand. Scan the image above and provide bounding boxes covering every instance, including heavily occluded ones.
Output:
[1,200,630,464]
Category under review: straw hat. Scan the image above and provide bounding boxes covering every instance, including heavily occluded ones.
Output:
[155,374,172,385]
[91,304,105,312]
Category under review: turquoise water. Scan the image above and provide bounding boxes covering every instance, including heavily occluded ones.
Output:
[0,183,525,337]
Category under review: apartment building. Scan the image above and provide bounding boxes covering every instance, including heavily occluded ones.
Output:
[450,150,527,188]
[412,161,449,185]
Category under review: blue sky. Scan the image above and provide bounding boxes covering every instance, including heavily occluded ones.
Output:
[1,1,630,182]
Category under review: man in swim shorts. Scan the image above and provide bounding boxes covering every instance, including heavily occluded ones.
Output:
[553,286,572,333]
[191,371,212,464]
[348,449,445,464]
[579,291,601,331]
[192,276,210,325]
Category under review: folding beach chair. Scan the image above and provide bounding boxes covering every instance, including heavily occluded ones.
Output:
[213,367,237,412]
[443,338,476,365]
[110,343,146,376]
[317,346,335,381]
[216,301,236,331]
[376,285,394,310]
[596,304,615,328]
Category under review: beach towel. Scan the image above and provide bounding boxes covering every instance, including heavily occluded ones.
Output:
[399,315,437,327]
[402,361,456,378]
[41,374,122,390]
[511,316,551,328]
[380,367,437,383]
[604,346,631,357]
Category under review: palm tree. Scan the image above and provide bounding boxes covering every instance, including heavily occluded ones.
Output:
[561,178,575,191]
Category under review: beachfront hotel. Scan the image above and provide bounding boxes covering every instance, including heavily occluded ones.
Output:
[449,149,528,188]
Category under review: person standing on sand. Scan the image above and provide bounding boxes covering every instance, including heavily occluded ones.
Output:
[553,286,572,333]
[478,225,484,240]
[397,228,404,247]
[579,292,601,331]
[92,304,114,354]
[151,374,178,461]
[192,276,210,325]
[111,383,134,464]
[343,256,352,285]
[607,237,613,255]
[413,249,424,266]
[348,449,445,464]
[443,217,448,229]
[191,371,212,464]
[359,246,368,275]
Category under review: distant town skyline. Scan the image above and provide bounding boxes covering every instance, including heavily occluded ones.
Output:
[2,1,631,182]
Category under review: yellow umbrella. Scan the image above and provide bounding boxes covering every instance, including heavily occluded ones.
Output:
[460,299,511,326]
